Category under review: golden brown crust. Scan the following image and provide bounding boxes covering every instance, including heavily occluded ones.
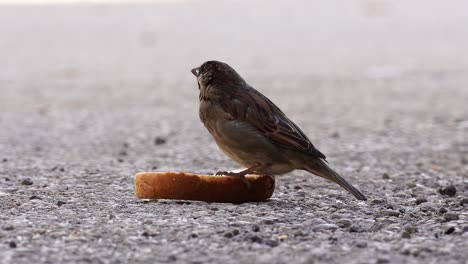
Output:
[134,172,275,203]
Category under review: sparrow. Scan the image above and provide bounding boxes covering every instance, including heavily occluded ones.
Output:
[191,60,367,200]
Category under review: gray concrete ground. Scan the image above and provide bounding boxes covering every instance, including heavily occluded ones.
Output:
[0,0,467,263]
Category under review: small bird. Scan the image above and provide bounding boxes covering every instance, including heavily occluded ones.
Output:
[191,60,367,200]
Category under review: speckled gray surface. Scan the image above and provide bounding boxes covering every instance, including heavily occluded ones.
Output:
[0,1,467,263]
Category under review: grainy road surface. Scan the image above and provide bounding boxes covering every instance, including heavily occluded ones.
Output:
[1,1,467,263]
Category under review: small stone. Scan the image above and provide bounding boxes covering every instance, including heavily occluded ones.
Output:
[152,166,158,170]
[2,158,7,162]
[294,230,305,237]
[349,224,365,233]
[154,137,167,145]
[9,241,16,248]
[3,226,14,231]
[29,195,40,200]
[224,232,233,238]
[265,239,279,247]
[444,226,455,235]
[383,210,400,217]
[277,234,288,241]
[459,198,468,206]
[336,219,352,228]
[439,207,448,214]
[463,226,468,233]
[369,222,385,232]
[382,173,390,180]
[117,158,124,163]
[355,241,367,248]
[118,150,127,156]
[314,224,339,231]
[262,219,276,225]
[309,218,327,225]
[252,225,260,232]
[439,185,457,196]
[232,229,240,236]
[461,157,468,165]
[59,167,65,172]
[21,178,33,186]
[57,201,66,206]
[296,191,306,197]
[294,185,301,190]
[400,244,413,255]
[401,231,411,239]
[328,237,338,244]
[444,213,459,221]
[371,199,385,205]
[168,255,177,262]
[246,234,262,243]
[330,131,340,138]
[377,258,390,264]
[415,196,427,205]
[404,225,416,234]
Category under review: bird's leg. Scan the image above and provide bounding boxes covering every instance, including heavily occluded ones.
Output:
[215,164,267,190]
[215,163,266,177]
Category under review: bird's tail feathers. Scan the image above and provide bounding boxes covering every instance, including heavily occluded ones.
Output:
[304,160,367,201]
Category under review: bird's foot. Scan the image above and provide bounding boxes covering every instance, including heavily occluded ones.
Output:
[215,170,246,177]
[215,163,266,177]
[215,171,252,190]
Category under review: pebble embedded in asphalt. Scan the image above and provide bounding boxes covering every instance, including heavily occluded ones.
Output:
[439,185,457,196]
[154,136,167,145]
[444,213,459,222]
[21,178,34,186]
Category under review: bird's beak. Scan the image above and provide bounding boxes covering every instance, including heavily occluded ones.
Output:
[191,67,200,77]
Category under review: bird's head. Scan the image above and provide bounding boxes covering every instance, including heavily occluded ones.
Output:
[191,61,245,91]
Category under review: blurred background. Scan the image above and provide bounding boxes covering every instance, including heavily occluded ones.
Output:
[1,0,467,168]
[1,0,467,170]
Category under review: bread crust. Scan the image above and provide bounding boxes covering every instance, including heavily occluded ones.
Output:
[134,172,275,203]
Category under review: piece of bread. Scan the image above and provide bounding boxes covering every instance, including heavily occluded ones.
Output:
[134,172,275,203]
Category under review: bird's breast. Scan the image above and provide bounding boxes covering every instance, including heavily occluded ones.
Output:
[199,100,225,133]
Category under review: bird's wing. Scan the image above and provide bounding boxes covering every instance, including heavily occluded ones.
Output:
[221,87,326,160]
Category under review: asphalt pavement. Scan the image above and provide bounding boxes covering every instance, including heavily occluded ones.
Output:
[0,1,467,263]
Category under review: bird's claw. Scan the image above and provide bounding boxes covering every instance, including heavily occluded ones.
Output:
[215,171,252,190]
[215,171,228,176]
[215,171,244,177]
